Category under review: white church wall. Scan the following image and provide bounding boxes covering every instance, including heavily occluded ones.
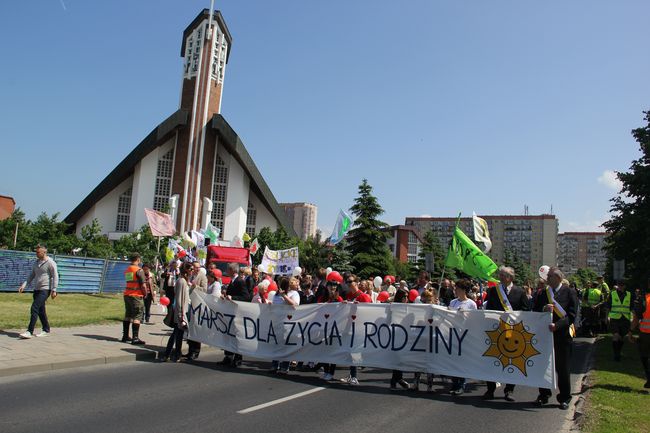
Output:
[222,151,250,241]
[130,138,175,231]
[75,176,134,237]
[249,189,277,233]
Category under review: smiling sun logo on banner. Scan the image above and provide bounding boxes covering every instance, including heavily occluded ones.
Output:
[483,318,540,376]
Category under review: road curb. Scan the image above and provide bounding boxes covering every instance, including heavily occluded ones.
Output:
[0,350,159,378]
[563,336,597,432]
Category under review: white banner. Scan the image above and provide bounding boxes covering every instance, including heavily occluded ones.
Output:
[259,246,299,276]
[188,292,556,388]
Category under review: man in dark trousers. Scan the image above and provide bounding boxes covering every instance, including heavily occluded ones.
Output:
[533,266,579,410]
[484,266,530,401]
[218,263,251,367]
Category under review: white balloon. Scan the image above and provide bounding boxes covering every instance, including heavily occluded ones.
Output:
[326,267,333,276]
[373,276,383,289]
[292,266,302,277]
[538,265,550,280]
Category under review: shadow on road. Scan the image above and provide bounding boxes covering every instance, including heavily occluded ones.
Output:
[74,334,121,342]
[0,330,21,338]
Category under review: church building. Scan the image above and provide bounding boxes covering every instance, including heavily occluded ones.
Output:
[65,9,295,241]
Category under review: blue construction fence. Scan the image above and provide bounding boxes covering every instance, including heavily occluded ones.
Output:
[0,249,131,294]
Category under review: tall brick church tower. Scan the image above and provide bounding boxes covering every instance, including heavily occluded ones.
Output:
[174,9,232,233]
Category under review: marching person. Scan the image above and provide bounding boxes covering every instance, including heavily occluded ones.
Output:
[18,245,58,339]
[270,277,301,374]
[121,253,146,345]
[629,280,650,388]
[184,263,208,361]
[219,263,251,367]
[581,281,603,337]
[142,263,157,324]
[597,276,611,333]
[533,267,579,410]
[483,266,530,401]
[448,278,477,395]
[340,276,371,385]
[160,262,193,362]
[607,282,634,361]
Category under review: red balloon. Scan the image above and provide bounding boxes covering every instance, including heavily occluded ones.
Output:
[385,275,396,284]
[326,271,343,283]
[408,289,419,303]
[212,269,222,278]
[160,296,170,306]
[269,281,278,292]
[377,291,390,303]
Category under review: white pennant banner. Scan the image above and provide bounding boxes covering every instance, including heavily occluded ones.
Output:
[188,291,556,388]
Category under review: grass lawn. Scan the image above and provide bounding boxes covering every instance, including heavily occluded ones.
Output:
[583,334,650,433]
[0,293,124,330]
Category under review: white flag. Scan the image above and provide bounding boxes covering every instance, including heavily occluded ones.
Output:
[472,212,492,253]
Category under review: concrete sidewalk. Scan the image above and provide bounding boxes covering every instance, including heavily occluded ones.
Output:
[0,304,218,377]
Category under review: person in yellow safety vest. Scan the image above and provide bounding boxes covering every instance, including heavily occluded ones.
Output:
[122,253,146,345]
[629,280,650,389]
[597,276,611,333]
[607,282,634,361]
[581,282,604,337]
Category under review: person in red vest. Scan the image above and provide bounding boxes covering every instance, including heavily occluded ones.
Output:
[630,280,650,388]
[122,253,146,345]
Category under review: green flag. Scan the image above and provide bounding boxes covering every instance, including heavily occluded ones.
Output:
[445,226,498,281]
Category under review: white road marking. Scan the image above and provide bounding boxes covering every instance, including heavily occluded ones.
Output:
[237,387,327,414]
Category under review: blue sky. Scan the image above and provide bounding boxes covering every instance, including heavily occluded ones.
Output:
[1,0,649,235]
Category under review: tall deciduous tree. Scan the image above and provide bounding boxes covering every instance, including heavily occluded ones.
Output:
[603,111,650,287]
[346,179,394,279]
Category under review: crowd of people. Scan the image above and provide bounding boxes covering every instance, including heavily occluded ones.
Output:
[15,244,650,411]
[144,255,650,409]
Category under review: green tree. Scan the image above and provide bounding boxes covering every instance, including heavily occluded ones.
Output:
[0,208,28,249]
[113,225,162,264]
[502,249,534,286]
[28,212,78,254]
[568,268,599,290]
[79,219,114,258]
[417,230,446,280]
[603,111,650,288]
[346,179,394,279]
[327,240,355,274]
[297,232,329,274]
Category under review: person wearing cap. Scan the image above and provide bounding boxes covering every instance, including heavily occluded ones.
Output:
[207,269,222,298]
[607,282,635,361]
[18,245,58,339]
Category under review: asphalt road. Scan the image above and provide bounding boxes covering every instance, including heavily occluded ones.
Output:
[0,339,592,433]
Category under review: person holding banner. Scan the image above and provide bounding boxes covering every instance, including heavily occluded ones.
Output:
[269,277,301,374]
[219,263,251,367]
[448,279,477,395]
[533,267,578,410]
[390,287,411,390]
[483,266,530,401]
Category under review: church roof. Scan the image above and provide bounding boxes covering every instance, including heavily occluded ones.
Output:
[65,110,296,237]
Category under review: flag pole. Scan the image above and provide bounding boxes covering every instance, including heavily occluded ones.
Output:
[439,212,461,286]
